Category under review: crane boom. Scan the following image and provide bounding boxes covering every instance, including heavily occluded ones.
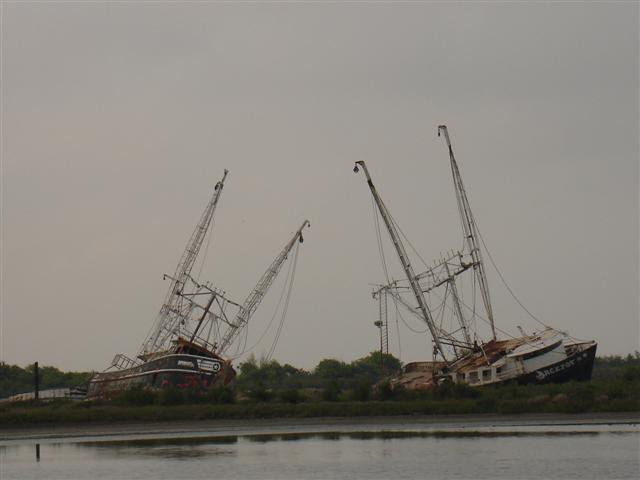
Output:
[139,170,229,356]
[353,161,447,362]
[215,220,310,355]
[174,169,229,286]
[438,126,496,340]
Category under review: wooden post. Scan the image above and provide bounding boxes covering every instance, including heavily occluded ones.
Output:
[34,361,39,401]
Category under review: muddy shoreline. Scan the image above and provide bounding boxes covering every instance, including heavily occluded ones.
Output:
[2,412,637,443]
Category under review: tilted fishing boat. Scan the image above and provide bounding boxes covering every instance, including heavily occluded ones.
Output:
[354,126,596,389]
[88,170,309,399]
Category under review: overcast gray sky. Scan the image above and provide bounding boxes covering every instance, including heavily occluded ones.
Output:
[2,2,638,372]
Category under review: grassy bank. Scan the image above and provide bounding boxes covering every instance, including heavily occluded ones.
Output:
[2,353,638,426]
[1,398,638,426]
[1,378,638,426]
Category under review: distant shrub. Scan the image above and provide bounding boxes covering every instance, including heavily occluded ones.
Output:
[434,382,480,399]
[623,366,640,382]
[497,399,529,414]
[183,388,208,404]
[605,382,629,400]
[206,386,236,404]
[115,386,157,406]
[395,387,432,402]
[569,383,596,402]
[558,400,589,414]
[321,381,341,402]
[278,389,304,404]
[246,383,272,403]
[374,381,395,401]
[159,387,184,405]
[374,381,408,401]
[350,380,372,402]
[477,397,498,412]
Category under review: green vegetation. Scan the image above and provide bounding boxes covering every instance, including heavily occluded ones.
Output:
[592,354,640,381]
[234,351,402,396]
[0,363,92,398]
[1,352,638,425]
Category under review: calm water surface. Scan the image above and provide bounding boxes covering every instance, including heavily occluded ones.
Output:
[1,422,638,480]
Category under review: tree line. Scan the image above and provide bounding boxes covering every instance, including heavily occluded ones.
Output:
[1,351,638,401]
[0,351,401,399]
[0,363,93,398]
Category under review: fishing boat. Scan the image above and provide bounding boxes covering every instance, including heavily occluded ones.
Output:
[354,126,597,389]
[88,170,309,399]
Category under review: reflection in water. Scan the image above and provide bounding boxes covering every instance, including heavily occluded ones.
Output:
[244,432,341,443]
[84,435,239,448]
[117,445,234,460]
[2,427,638,480]
[79,428,612,448]
[82,435,239,460]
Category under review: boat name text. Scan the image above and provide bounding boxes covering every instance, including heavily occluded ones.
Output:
[535,359,575,381]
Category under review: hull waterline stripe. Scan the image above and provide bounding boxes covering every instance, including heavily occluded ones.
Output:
[90,368,218,384]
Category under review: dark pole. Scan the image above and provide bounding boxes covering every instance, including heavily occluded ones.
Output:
[34,361,39,401]
[374,320,383,372]
[380,328,384,371]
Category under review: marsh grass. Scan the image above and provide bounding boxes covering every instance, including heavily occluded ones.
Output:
[2,354,638,425]
[1,377,637,426]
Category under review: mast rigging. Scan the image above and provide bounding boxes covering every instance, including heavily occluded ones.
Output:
[354,161,448,362]
[438,126,496,340]
[215,220,310,355]
[140,170,229,357]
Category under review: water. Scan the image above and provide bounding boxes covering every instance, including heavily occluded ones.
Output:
[2,420,638,479]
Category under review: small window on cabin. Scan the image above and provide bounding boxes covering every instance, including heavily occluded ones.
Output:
[482,369,491,380]
[496,367,503,374]
[467,371,479,383]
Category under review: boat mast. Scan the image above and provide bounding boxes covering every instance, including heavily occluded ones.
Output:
[215,220,310,355]
[140,169,229,356]
[438,126,496,340]
[354,161,447,362]
[444,261,472,347]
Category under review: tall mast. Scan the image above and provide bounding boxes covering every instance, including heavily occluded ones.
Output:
[444,261,472,347]
[438,126,496,340]
[140,170,229,356]
[215,220,310,355]
[354,161,447,362]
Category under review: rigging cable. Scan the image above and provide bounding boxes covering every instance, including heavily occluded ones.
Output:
[451,287,567,355]
[475,225,551,330]
[382,203,554,344]
[366,171,568,355]
[371,190,431,272]
[266,241,300,361]
[396,282,517,341]
[389,208,431,270]
[471,264,478,337]
[196,206,217,282]
[229,239,300,360]
[371,192,442,346]
[372,195,391,283]
[389,294,429,334]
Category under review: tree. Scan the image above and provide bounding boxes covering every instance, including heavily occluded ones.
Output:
[315,359,348,379]
[353,351,402,375]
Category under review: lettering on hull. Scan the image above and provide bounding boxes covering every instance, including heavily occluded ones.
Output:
[535,352,589,381]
